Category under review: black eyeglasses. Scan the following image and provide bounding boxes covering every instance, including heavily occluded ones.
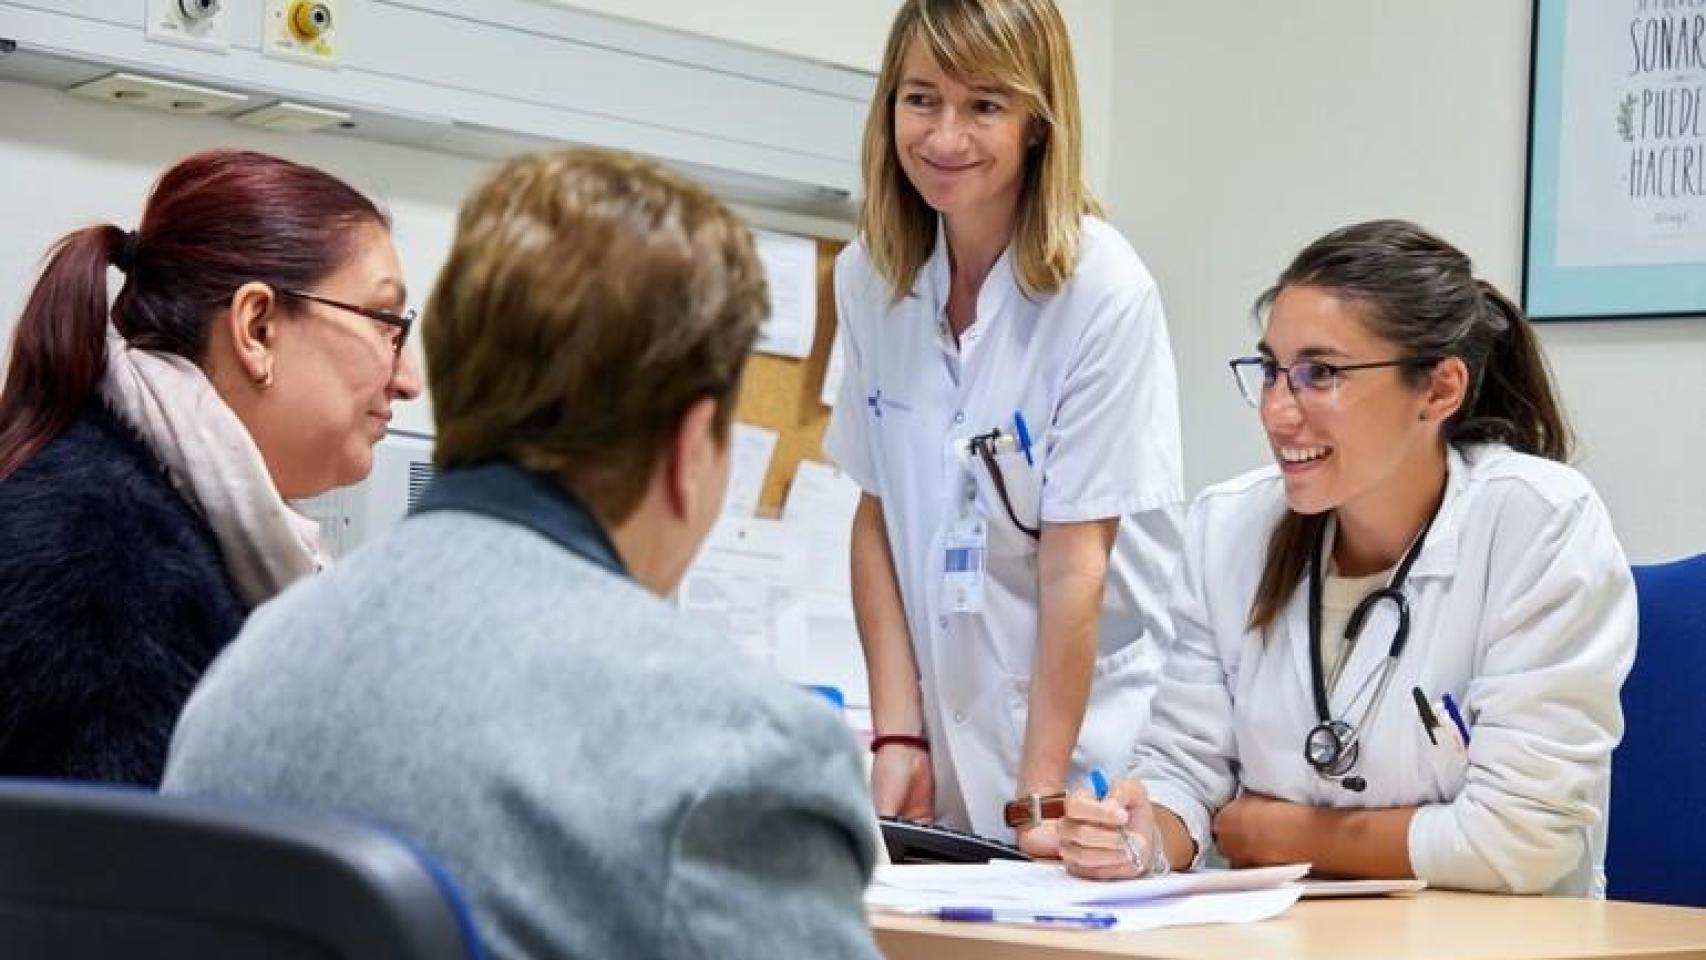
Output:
[281,288,415,357]
[1228,355,1439,408]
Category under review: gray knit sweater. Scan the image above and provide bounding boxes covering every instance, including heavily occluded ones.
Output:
[164,462,880,960]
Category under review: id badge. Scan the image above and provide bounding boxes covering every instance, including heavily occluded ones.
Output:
[942,515,987,614]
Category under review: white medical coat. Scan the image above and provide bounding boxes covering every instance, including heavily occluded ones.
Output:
[826,218,1185,839]
[1136,443,1636,895]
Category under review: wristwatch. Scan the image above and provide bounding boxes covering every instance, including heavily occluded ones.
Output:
[1002,792,1067,830]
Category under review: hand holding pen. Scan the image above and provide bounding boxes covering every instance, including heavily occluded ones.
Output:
[1057,770,1171,881]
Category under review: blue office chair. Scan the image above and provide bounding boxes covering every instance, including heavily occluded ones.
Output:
[1607,553,1706,907]
[0,779,485,959]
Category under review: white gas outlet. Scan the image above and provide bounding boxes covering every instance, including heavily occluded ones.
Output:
[145,0,231,53]
[235,101,352,134]
[262,0,340,69]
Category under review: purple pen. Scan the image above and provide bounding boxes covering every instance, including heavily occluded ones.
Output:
[935,906,1117,929]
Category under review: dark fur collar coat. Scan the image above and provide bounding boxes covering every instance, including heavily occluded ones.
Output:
[0,401,245,786]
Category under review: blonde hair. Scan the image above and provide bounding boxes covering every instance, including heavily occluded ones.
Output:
[424,149,768,525]
[859,0,1099,302]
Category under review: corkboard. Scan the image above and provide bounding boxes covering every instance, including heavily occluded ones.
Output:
[733,237,845,516]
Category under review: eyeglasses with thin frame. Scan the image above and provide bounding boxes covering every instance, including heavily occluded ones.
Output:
[1228,355,1440,408]
[281,288,416,357]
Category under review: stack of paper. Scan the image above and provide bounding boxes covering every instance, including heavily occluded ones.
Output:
[867,862,1309,932]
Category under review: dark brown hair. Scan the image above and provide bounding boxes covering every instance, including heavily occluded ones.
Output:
[423,149,767,526]
[1247,219,1572,631]
[0,149,386,479]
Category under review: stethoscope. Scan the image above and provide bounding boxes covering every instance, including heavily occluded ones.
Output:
[1301,509,1438,793]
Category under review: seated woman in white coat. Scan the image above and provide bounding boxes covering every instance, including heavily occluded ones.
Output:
[1057,220,1636,896]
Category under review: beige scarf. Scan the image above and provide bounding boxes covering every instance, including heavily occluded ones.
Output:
[100,332,328,609]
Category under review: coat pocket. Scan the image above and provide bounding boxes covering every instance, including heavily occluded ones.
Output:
[1003,640,1162,782]
[972,444,1044,557]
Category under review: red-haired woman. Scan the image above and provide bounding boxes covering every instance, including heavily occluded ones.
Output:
[0,149,422,785]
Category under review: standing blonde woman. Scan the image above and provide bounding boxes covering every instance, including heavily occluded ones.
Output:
[825,0,1184,853]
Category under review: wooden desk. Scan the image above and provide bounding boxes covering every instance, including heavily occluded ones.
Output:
[873,892,1706,960]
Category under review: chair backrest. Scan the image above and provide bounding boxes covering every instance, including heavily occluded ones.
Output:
[1608,553,1706,907]
[0,779,485,960]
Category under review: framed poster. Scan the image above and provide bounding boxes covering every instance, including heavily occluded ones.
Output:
[1525,0,1706,320]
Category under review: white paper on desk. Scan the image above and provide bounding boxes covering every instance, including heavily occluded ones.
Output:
[870,886,1301,933]
[870,862,1309,909]
[1097,886,1301,931]
[753,229,817,360]
[868,881,1302,933]
[678,516,805,666]
[722,423,778,517]
[1298,877,1426,898]
[820,329,846,407]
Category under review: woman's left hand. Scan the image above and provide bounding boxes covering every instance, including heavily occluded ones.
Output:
[1211,791,1302,867]
[1017,819,1061,859]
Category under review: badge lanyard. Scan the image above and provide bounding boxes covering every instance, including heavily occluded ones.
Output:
[942,468,987,614]
[940,419,1041,615]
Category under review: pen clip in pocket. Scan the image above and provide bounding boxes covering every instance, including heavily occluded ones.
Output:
[967,428,1040,541]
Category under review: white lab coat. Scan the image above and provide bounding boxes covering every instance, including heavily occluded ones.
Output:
[1136,443,1636,896]
[826,217,1184,840]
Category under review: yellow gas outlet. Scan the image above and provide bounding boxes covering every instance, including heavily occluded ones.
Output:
[263,0,338,68]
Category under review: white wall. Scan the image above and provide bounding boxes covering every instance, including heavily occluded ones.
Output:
[1106,0,1706,564]
[0,80,494,435]
[543,0,896,74]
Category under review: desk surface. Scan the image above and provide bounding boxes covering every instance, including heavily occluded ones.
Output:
[872,892,1706,960]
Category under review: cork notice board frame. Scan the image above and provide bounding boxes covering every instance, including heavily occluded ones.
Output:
[732,237,847,516]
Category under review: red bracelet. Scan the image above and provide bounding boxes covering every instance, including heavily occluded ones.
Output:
[870,734,929,754]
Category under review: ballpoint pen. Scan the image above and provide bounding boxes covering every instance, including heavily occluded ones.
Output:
[1412,686,1440,746]
[1440,692,1472,747]
[1089,769,1146,872]
[1012,409,1035,466]
[934,906,1118,929]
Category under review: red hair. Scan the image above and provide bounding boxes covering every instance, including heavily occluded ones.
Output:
[0,149,386,479]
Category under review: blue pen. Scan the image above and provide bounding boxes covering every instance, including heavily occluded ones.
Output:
[1013,410,1035,466]
[1090,769,1111,800]
[1440,692,1471,747]
[1089,769,1145,869]
[935,906,1117,929]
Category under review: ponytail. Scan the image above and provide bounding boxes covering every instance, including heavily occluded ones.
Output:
[0,224,130,480]
[1448,281,1572,462]
[0,148,388,482]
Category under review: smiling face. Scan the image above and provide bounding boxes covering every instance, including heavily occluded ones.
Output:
[1257,284,1443,520]
[258,221,423,498]
[892,34,1033,229]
